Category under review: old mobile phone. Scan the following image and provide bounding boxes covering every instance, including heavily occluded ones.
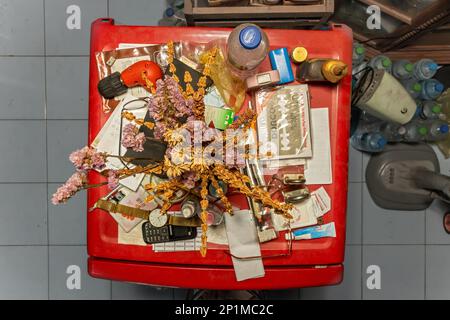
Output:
[142,222,197,244]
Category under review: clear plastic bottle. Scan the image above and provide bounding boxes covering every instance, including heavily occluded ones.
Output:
[353,42,365,67]
[368,55,392,73]
[413,58,439,80]
[380,122,407,142]
[427,120,449,142]
[199,46,246,113]
[419,79,445,100]
[159,8,186,26]
[226,23,269,79]
[404,120,428,142]
[413,100,423,119]
[420,101,445,120]
[351,131,387,153]
[402,79,423,99]
[392,59,414,80]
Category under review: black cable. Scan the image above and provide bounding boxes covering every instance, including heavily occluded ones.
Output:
[117,97,150,170]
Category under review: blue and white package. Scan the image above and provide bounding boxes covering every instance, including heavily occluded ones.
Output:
[269,48,294,84]
[285,222,336,240]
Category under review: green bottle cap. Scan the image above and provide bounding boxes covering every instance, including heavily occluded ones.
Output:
[413,83,422,92]
[356,46,365,55]
[419,127,428,135]
[382,58,392,68]
[432,104,442,114]
[405,63,414,72]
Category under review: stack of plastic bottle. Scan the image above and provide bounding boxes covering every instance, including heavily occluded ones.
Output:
[351,43,449,153]
[159,0,186,26]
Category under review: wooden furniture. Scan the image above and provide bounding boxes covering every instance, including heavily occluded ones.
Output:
[333,0,450,51]
[184,0,334,27]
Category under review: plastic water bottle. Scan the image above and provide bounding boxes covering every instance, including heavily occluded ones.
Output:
[380,122,406,142]
[159,8,186,26]
[420,101,444,120]
[351,131,387,153]
[402,79,423,99]
[227,23,269,78]
[404,121,428,142]
[168,0,184,9]
[353,43,365,67]
[427,120,450,142]
[368,55,392,73]
[392,59,414,80]
[413,58,439,80]
[419,79,445,100]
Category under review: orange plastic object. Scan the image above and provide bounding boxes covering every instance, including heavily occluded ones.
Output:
[120,60,163,90]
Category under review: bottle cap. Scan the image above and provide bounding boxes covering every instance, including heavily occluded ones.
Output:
[291,47,308,64]
[419,127,428,135]
[182,205,194,218]
[440,124,449,134]
[435,83,444,93]
[382,58,392,68]
[239,25,262,50]
[377,137,387,148]
[165,7,175,17]
[429,62,438,71]
[432,104,442,114]
[413,83,422,92]
[405,63,414,72]
[356,46,365,55]
[398,126,407,135]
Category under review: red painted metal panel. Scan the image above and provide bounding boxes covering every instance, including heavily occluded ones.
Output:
[87,18,352,289]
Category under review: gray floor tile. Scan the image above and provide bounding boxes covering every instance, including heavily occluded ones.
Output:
[362,184,425,244]
[47,120,87,183]
[46,57,89,119]
[426,245,450,300]
[0,120,46,182]
[112,282,174,300]
[347,182,362,245]
[263,289,299,300]
[0,246,48,299]
[0,57,45,119]
[0,0,44,55]
[109,0,165,26]
[45,0,107,55]
[48,183,86,245]
[0,184,47,245]
[426,200,450,245]
[49,246,111,299]
[301,246,362,300]
[363,245,425,300]
[348,145,363,182]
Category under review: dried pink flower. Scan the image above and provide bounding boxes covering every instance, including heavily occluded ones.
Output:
[52,172,86,205]
[69,146,107,171]
[107,170,120,190]
[122,123,146,152]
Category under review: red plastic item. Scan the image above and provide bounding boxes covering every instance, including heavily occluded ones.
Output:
[121,60,163,90]
[87,18,352,290]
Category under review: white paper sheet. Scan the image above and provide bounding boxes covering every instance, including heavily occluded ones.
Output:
[304,108,332,185]
[224,210,265,282]
[272,187,332,231]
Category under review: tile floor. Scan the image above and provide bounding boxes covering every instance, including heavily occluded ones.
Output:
[0,0,449,300]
